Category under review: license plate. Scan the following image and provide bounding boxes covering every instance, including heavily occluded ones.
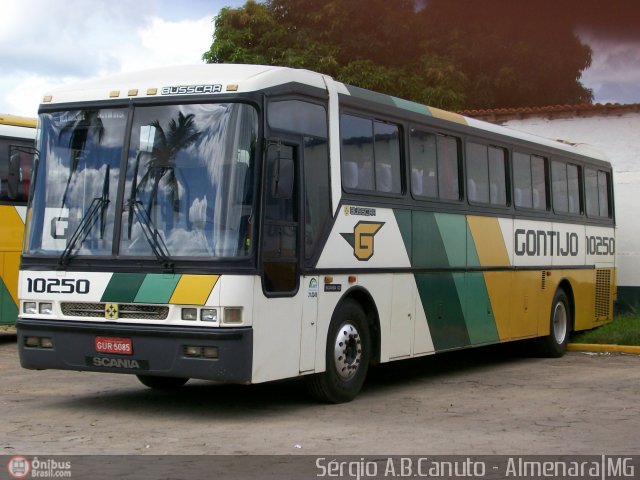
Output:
[95,337,133,355]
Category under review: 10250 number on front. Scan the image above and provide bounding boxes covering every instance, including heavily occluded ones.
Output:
[26,278,90,294]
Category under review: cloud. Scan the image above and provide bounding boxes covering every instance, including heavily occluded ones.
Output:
[119,15,214,73]
[578,30,640,104]
[0,0,234,116]
[0,0,142,78]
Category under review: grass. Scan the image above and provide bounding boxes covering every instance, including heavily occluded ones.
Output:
[571,313,640,346]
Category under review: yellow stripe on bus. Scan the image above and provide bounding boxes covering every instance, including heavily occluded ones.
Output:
[427,107,468,125]
[1,252,21,306]
[0,206,26,251]
[480,271,510,341]
[169,274,220,305]
[467,216,510,267]
[467,216,511,341]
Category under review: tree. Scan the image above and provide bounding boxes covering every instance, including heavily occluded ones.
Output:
[136,112,201,219]
[203,0,593,109]
[418,0,593,108]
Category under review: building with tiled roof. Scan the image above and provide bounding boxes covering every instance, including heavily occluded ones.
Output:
[463,103,640,312]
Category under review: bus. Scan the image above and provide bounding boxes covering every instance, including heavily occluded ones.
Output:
[17,65,615,402]
[0,114,36,332]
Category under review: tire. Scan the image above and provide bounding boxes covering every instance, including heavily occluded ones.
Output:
[306,299,371,403]
[136,375,189,390]
[537,289,571,358]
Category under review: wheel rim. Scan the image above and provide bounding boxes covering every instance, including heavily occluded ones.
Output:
[552,301,568,344]
[333,323,362,380]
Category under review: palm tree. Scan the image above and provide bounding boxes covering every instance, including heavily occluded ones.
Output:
[135,111,201,219]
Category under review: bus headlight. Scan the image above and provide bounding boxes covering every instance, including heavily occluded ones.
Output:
[24,302,37,315]
[201,309,217,322]
[181,308,197,321]
[39,302,53,315]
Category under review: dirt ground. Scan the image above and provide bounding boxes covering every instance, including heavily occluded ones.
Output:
[1,335,639,456]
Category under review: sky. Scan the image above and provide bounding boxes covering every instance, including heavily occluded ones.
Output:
[1,0,639,117]
[0,0,246,116]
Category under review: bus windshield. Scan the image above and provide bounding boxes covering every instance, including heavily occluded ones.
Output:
[26,103,258,260]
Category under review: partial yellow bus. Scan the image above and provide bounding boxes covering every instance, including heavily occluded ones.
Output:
[0,115,36,331]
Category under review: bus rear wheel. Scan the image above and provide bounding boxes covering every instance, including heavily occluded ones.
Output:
[306,299,370,403]
[537,289,571,358]
[136,375,189,390]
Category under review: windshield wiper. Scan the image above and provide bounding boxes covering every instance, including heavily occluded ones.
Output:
[125,151,173,271]
[125,198,173,271]
[58,166,110,267]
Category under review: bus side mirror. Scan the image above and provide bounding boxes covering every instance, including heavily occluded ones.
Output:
[273,156,294,200]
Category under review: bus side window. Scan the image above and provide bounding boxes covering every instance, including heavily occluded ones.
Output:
[531,155,547,210]
[409,129,438,198]
[466,141,508,206]
[585,167,612,218]
[567,164,581,214]
[514,152,547,210]
[410,128,460,201]
[436,135,460,200]
[341,114,401,194]
[466,141,489,203]
[552,160,581,215]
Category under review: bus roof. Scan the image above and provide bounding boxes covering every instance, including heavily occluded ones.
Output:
[0,114,37,129]
[39,64,606,162]
[0,114,37,140]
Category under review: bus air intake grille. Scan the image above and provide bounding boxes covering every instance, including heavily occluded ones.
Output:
[61,302,170,320]
[594,269,611,319]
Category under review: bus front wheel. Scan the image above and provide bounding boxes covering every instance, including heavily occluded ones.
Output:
[306,299,371,403]
[136,375,189,390]
[537,289,571,358]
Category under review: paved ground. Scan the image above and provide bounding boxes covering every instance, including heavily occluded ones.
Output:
[1,334,639,456]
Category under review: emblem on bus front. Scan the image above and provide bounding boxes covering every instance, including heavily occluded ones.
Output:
[340,221,385,261]
[105,303,119,320]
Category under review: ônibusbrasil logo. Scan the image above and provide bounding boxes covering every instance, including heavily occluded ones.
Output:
[7,456,72,478]
[7,456,30,479]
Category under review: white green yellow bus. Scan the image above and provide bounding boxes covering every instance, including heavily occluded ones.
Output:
[17,65,615,402]
[0,114,36,331]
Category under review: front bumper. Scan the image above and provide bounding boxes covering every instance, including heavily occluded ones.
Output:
[17,318,253,383]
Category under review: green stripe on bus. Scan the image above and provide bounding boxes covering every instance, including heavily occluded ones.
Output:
[391,97,431,115]
[101,273,146,303]
[434,213,466,267]
[346,85,396,107]
[412,211,449,268]
[134,274,181,304]
[415,272,470,351]
[466,222,481,268]
[393,209,412,257]
[464,272,500,345]
[0,278,17,326]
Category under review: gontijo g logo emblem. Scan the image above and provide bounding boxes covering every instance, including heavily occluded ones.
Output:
[341,221,385,261]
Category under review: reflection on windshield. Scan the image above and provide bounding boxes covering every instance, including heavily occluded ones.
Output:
[26,109,125,256]
[26,103,258,261]
[121,103,258,259]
